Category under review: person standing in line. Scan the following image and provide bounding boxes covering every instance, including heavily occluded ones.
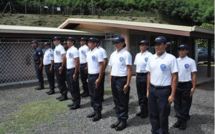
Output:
[43,42,55,95]
[134,40,152,118]
[109,36,132,131]
[173,44,197,130]
[97,41,108,101]
[86,37,104,122]
[66,37,81,110]
[53,36,68,101]
[146,36,178,134]
[31,40,44,90]
[79,37,89,97]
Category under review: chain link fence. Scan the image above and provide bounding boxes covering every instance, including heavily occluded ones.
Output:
[0,40,50,87]
[0,38,119,87]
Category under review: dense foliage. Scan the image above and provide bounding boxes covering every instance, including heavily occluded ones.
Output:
[0,0,214,25]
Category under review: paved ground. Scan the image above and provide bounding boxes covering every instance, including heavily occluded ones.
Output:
[0,78,214,134]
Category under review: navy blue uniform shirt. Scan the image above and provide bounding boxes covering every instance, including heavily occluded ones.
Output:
[33,47,43,64]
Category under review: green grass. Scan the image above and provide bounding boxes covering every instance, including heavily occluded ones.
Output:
[0,98,67,134]
[0,13,182,27]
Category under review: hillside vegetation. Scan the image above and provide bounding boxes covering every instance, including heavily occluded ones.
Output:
[0,0,213,27]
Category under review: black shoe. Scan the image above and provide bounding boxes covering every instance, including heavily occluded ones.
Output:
[136,111,142,117]
[67,104,74,107]
[81,92,89,97]
[70,105,80,110]
[110,120,121,128]
[179,121,187,130]
[136,112,148,118]
[35,87,44,90]
[58,96,68,101]
[56,96,63,100]
[87,112,96,118]
[92,113,102,122]
[173,120,182,128]
[115,121,127,131]
[46,90,55,95]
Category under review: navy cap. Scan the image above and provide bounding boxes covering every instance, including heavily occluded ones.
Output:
[80,37,87,41]
[53,36,61,41]
[113,36,125,44]
[31,40,38,44]
[154,36,167,44]
[43,42,50,46]
[67,36,76,42]
[88,37,99,43]
[139,40,149,46]
[166,42,171,46]
[178,44,189,50]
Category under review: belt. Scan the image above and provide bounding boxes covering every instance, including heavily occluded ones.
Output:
[44,64,51,67]
[54,63,62,65]
[67,68,75,71]
[88,74,99,76]
[112,76,127,79]
[80,63,87,65]
[136,73,147,76]
[150,84,171,89]
[178,81,192,84]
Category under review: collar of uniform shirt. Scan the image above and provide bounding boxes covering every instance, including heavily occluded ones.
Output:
[116,48,126,53]
[68,45,75,49]
[56,43,62,47]
[140,50,148,55]
[90,47,96,51]
[178,55,188,60]
[155,51,167,59]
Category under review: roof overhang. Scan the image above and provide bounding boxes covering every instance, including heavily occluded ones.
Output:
[59,18,214,39]
[0,25,104,36]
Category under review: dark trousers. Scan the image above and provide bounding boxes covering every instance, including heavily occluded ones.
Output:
[101,73,105,100]
[45,64,55,91]
[136,73,148,114]
[88,74,103,113]
[148,84,171,134]
[111,76,130,121]
[34,63,44,88]
[80,63,88,94]
[66,69,81,106]
[54,63,67,97]
[174,81,192,122]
